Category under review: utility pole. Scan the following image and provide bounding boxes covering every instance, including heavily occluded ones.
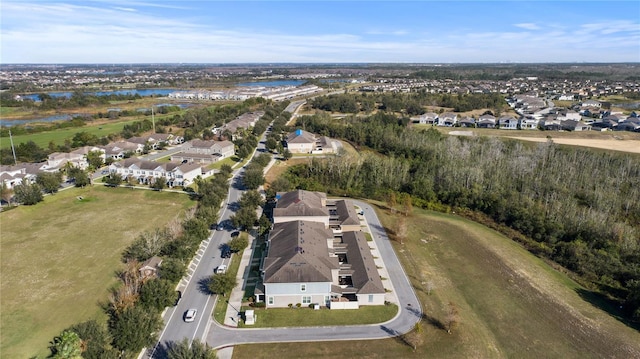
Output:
[9,129,17,165]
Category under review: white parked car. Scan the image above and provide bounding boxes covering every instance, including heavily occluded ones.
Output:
[215,265,227,274]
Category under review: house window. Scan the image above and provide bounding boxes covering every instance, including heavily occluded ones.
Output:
[268,297,274,305]
[368,294,374,303]
[302,296,311,304]
[300,284,306,292]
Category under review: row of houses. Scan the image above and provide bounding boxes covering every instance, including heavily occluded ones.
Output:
[255,190,386,309]
[0,137,235,190]
[411,102,640,132]
[168,85,322,102]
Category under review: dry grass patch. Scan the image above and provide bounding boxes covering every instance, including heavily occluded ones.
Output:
[0,186,196,359]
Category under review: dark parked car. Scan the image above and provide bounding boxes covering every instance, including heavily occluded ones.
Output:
[221,245,231,258]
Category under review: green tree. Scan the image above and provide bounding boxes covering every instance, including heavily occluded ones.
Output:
[152,177,167,191]
[265,137,278,152]
[282,149,292,161]
[228,233,249,253]
[13,182,43,205]
[167,338,218,359]
[208,272,237,296]
[139,279,177,312]
[231,207,257,230]
[242,168,264,190]
[36,171,63,194]
[159,258,186,284]
[239,189,264,208]
[105,173,122,187]
[68,167,90,187]
[268,177,291,193]
[86,150,104,171]
[109,306,162,353]
[49,330,82,359]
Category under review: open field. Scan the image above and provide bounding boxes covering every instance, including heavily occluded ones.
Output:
[428,126,640,154]
[0,186,196,359]
[0,119,141,149]
[232,206,640,359]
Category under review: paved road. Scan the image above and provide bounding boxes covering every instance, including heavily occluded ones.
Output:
[148,129,271,357]
[203,200,422,349]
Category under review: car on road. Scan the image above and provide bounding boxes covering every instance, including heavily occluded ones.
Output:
[184,309,197,322]
[215,264,227,274]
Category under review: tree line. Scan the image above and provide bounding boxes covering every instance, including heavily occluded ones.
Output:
[310,92,506,115]
[283,113,640,321]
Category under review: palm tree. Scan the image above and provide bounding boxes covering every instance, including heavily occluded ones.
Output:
[167,338,217,359]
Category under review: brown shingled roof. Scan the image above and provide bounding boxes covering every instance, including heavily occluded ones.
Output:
[263,220,338,283]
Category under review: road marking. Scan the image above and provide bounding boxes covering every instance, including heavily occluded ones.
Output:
[191,293,211,344]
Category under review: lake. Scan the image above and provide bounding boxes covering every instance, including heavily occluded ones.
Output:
[20,88,186,101]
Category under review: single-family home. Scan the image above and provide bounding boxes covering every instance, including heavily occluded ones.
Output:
[411,112,438,125]
[498,115,519,130]
[438,112,458,127]
[477,114,496,129]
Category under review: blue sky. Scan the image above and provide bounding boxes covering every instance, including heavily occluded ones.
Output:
[1,1,639,63]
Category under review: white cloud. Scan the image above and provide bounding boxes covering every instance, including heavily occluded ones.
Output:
[1,1,639,63]
[515,23,541,30]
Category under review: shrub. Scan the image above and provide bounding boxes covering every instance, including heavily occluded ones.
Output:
[288,303,293,309]
[295,303,301,308]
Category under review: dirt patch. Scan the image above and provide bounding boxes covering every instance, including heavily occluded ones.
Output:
[508,137,640,154]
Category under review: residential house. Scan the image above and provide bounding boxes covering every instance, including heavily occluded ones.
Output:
[109,158,202,187]
[261,220,339,308]
[561,120,592,132]
[458,116,476,128]
[259,220,385,308]
[101,141,144,160]
[171,139,235,164]
[437,112,458,127]
[498,115,519,130]
[477,114,497,128]
[0,165,37,190]
[42,152,88,171]
[285,129,335,154]
[582,100,602,109]
[616,118,640,132]
[411,112,438,125]
[520,116,539,130]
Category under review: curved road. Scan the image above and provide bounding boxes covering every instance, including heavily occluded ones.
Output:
[204,200,422,349]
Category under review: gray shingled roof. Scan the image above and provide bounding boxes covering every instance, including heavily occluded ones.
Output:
[335,200,360,226]
[273,190,329,218]
[263,221,338,283]
[341,231,385,295]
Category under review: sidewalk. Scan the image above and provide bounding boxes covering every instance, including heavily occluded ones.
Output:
[223,232,257,327]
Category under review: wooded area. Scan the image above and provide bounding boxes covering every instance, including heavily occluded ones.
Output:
[284,112,640,320]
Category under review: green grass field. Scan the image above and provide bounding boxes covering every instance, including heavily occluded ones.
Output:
[0,186,196,359]
[232,205,640,359]
[0,119,140,149]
